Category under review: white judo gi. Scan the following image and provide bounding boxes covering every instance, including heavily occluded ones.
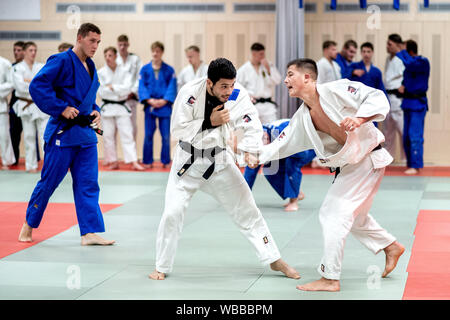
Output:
[316,57,342,84]
[11,61,48,171]
[259,79,397,280]
[154,77,281,273]
[237,60,281,125]
[116,53,142,139]
[98,64,139,164]
[0,56,15,167]
[177,62,208,91]
[383,55,405,159]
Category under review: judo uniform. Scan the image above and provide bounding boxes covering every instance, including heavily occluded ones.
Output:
[383,55,405,158]
[154,77,281,273]
[98,64,139,164]
[11,60,49,171]
[0,56,15,166]
[177,62,208,91]
[396,50,430,169]
[259,79,396,280]
[25,48,105,236]
[237,61,282,125]
[244,119,316,200]
[334,53,352,79]
[116,53,142,139]
[316,57,342,84]
[138,61,177,165]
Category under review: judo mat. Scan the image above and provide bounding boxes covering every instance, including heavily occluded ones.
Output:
[1,162,450,300]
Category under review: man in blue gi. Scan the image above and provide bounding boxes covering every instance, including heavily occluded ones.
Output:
[18,23,115,246]
[138,41,177,168]
[334,39,359,79]
[396,40,430,175]
[243,119,316,212]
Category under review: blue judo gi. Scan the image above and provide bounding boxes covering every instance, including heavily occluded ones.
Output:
[335,53,353,79]
[396,50,430,169]
[138,61,177,165]
[26,48,105,236]
[244,120,316,199]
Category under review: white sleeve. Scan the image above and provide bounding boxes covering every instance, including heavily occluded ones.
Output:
[97,70,113,98]
[267,63,282,85]
[259,105,314,163]
[132,56,143,95]
[316,60,326,84]
[0,62,13,99]
[11,65,30,94]
[112,71,133,97]
[170,88,204,142]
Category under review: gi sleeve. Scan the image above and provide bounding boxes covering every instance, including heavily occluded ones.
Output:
[163,69,177,104]
[0,62,13,99]
[29,55,70,118]
[258,105,313,164]
[132,56,142,95]
[170,88,203,142]
[396,50,429,72]
[11,65,30,94]
[138,66,151,103]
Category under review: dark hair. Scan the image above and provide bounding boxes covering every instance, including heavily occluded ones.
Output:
[185,45,200,53]
[58,42,73,52]
[388,33,402,44]
[323,40,337,50]
[406,39,418,54]
[250,42,265,51]
[360,42,374,51]
[14,41,25,48]
[343,39,357,49]
[23,41,37,51]
[287,58,318,80]
[151,41,164,52]
[104,46,117,55]
[117,34,129,42]
[77,23,101,38]
[207,58,236,85]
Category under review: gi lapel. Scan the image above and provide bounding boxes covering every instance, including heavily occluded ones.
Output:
[78,68,99,114]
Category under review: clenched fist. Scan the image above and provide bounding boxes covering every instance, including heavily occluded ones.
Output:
[210,105,230,126]
[62,106,79,119]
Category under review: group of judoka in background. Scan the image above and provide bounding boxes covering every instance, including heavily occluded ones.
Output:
[6,22,408,292]
[316,35,430,175]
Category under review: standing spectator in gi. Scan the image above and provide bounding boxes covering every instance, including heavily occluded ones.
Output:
[177,45,208,91]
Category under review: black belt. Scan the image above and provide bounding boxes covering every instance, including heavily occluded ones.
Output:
[330,144,382,184]
[101,99,131,113]
[386,89,426,100]
[254,97,277,106]
[57,114,103,136]
[177,141,226,180]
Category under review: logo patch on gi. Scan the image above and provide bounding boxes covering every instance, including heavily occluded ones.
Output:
[243,114,252,123]
[55,140,60,146]
[263,236,269,244]
[33,204,38,209]
[321,264,325,272]
[319,158,329,164]
[278,132,286,140]
[347,86,358,94]
[186,96,196,106]
[228,89,240,101]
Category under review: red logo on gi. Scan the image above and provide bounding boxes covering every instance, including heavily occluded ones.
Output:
[278,132,286,140]
[263,236,269,244]
[347,86,357,94]
[187,96,196,106]
[243,114,252,123]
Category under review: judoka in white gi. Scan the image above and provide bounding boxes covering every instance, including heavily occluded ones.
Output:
[383,34,405,161]
[253,59,405,292]
[98,47,143,171]
[237,42,281,125]
[149,58,299,280]
[0,56,15,169]
[11,42,49,173]
[116,34,142,140]
[316,41,342,84]
[177,45,208,91]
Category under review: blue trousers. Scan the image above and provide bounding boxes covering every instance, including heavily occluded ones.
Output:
[25,141,105,236]
[403,109,427,169]
[244,149,316,199]
[143,112,171,165]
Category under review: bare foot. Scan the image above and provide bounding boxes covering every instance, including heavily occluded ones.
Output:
[149,269,166,280]
[382,241,405,278]
[284,201,299,212]
[81,233,115,246]
[108,162,119,170]
[132,161,145,171]
[18,221,33,242]
[270,259,301,279]
[1,165,10,170]
[404,168,419,175]
[296,277,340,292]
[298,191,305,201]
